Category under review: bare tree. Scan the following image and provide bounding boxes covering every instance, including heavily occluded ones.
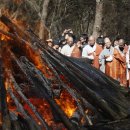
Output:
[39,0,50,39]
[93,0,104,38]
[24,0,50,39]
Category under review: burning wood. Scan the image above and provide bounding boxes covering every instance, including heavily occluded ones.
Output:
[0,15,130,130]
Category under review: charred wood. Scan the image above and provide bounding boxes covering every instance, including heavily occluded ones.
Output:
[0,57,11,130]
[6,85,41,130]
[19,57,79,130]
[8,73,51,130]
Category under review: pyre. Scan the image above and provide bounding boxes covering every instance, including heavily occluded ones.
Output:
[0,15,130,130]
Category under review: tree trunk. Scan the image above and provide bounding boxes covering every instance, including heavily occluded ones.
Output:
[39,0,50,40]
[92,0,104,38]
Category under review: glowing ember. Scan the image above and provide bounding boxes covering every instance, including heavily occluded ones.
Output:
[55,90,77,118]
[24,98,54,126]
[0,22,9,32]
[0,21,12,41]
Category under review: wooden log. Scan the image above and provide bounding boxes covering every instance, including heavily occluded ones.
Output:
[39,47,124,120]
[0,15,129,122]
[0,15,30,42]
[9,44,94,126]
[19,58,79,130]
[8,73,51,130]
[0,56,11,130]
[6,85,41,130]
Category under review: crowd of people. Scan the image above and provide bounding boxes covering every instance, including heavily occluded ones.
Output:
[46,29,130,88]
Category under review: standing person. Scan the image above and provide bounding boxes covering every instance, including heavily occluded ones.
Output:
[52,39,60,51]
[96,36,105,72]
[60,36,75,57]
[58,36,66,52]
[112,37,120,47]
[82,36,102,69]
[126,45,130,88]
[80,34,88,48]
[99,37,114,74]
[113,39,119,47]
[114,39,127,87]
[96,36,105,49]
[99,38,127,87]
[71,40,82,58]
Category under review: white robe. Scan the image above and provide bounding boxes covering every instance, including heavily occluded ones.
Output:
[60,44,75,57]
[82,44,96,60]
[126,45,130,80]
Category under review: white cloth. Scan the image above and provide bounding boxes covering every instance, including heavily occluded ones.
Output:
[60,44,75,57]
[126,46,130,66]
[126,46,130,80]
[106,55,113,62]
[82,44,96,60]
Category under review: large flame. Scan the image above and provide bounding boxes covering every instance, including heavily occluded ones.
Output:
[25,43,54,79]
[0,16,77,129]
[55,90,77,118]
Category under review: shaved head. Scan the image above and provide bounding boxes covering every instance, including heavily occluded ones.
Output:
[89,36,95,41]
[118,39,125,51]
[118,39,125,46]
[104,37,112,49]
[104,37,111,43]
[88,36,95,46]
[67,36,74,46]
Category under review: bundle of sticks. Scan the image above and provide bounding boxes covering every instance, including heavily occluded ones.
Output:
[0,15,130,130]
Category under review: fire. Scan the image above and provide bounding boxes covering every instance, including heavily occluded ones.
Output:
[0,21,12,41]
[24,98,54,126]
[24,98,68,129]
[0,21,9,32]
[4,79,18,114]
[25,43,54,78]
[0,15,80,129]
[55,90,77,118]
[0,21,10,41]
[0,33,12,41]
[4,79,11,103]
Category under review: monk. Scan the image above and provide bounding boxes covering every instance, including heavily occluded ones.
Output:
[113,39,127,87]
[99,37,114,74]
[99,38,127,87]
[82,36,102,69]
[126,45,130,88]
[60,36,75,57]
[71,41,82,58]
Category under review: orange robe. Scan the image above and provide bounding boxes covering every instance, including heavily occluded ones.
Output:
[106,47,127,87]
[92,44,103,69]
[71,45,81,58]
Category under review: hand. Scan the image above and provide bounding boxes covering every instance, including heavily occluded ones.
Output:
[104,55,110,59]
[62,29,68,36]
[88,52,94,56]
[105,55,113,62]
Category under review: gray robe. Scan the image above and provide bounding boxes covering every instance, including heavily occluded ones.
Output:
[99,46,114,73]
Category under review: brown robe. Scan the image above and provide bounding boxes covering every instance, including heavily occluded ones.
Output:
[71,45,81,58]
[92,44,103,69]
